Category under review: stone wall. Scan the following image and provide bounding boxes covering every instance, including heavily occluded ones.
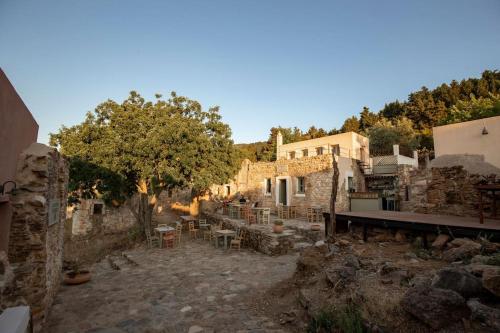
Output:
[1,143,68,332]
[71,199,136,237]
[210,155,363,216]
[402,166,497,217]
[205,213,296,255]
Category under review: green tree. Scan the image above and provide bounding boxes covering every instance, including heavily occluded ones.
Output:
[441,94,500,125]
[359,106,379,133]
[50,91,238,233]
[341,116,360,133]
[368,117,419,156]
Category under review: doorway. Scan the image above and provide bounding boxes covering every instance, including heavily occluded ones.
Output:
[279,179,287,205]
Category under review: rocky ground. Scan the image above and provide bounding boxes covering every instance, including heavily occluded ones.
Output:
[47,240,297,333]
[257,232,500,332]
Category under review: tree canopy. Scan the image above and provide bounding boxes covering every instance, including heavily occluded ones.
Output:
[51,91,238,228]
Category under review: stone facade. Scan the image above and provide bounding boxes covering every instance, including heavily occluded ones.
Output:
[402,166,497,217]
[71,199,136,237]
[211,155,365,216]
[1,143,68,332]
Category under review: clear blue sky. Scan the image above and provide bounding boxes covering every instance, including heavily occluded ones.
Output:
[1,0,499,144]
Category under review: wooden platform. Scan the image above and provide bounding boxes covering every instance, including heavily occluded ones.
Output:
[336,210,500,242]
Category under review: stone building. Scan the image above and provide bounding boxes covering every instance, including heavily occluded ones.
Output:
[0,69,68,332]
[211,132,368,215]
[71,199,136,237]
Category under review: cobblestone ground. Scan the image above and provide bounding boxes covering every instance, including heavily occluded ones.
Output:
[47,239,298,333]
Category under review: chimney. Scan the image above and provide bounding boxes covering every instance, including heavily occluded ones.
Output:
[413,150,418,160]
[276,131,283,147]
[393,144,399,156]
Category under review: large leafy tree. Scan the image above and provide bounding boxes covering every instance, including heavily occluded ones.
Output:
[50,91,238,232]
[367,117,419,156]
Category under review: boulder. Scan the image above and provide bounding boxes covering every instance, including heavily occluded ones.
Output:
[395,230,407,242]
[325,266,356,287]
[471,255,491,264]
[467,298,500,331]
[442,240,481,262]
[431,267,483,298]
[482,266,500,297]
[401,285,470,329]
[343,254,360,270]
[431,234,450,249]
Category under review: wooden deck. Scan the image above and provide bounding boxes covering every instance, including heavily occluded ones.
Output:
[336,210,500,241]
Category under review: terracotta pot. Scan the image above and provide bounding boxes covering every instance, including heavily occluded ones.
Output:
[64,270,91,285]
[273,224,284,234]
[311,224,321,231]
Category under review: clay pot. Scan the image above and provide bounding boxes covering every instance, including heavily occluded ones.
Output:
[311,224,321,231]
[63,270,91,285]
[273,224,284,234]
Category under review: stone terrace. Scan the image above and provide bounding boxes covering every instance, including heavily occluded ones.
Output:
[47,240,297,333]
[205,212,325,256]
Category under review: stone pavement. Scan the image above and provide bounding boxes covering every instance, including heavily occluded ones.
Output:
[47,239,298,333]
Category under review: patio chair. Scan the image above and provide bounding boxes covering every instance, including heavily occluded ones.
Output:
[261,209,270,224]
[203,224,213,241]
[163,231,175,248]
[198,219,210,230]
[230,229,246,251]
[247,210,257,224]
[145,229,160,249]
[175,224,183,245]
[188,221,199,239]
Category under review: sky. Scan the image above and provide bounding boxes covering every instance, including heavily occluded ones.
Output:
[1,0,499,144]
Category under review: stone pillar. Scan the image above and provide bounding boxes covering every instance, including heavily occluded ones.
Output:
[393,144,400,156]
[4,143,68,332]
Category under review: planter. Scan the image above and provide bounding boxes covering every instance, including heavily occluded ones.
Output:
[311,224,321,231]
[273,224,284,234]
[63,270,91,285]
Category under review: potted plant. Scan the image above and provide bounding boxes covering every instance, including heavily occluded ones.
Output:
[311,224,321,231]
[273,219,284,234]
[63,260,91,285]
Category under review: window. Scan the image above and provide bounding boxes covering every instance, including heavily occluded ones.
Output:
[331,144,340,156]
[93,203,103,215]
[265,178,272,195]
[288,151,295,159]
[302,149,308,157]
[316,147,324,155]
[347,176,355,192]
[297,177,305,194]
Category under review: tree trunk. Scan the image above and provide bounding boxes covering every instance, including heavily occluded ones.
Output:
[328,156,340,242]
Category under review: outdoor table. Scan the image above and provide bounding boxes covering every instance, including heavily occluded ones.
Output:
[154,226,175,248]
[215,229,236,249]
[180,215,197,228]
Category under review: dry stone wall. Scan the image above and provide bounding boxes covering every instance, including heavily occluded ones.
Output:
[402,166,497,217]
[1,143,68,332]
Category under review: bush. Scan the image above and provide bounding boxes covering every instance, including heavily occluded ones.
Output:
[307,304,366,333]
[274,219,284,226]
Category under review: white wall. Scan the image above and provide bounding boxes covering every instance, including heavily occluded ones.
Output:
[433,116,500,169]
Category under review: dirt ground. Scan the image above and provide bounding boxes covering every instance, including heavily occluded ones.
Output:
[47,239,298,333]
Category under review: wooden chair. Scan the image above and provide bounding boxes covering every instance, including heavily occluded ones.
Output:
[261,209,270,224]
[198,219,210,230]
[247,210,257,224]
[189,221,199,239]
[163,231,175,248]
[241,206,250,220]
[175,223,183,245]
[230,229,245,251]
[289,206,297,219]
[203,224,213,241]
[306,207,314,223]
[145,229,160,249]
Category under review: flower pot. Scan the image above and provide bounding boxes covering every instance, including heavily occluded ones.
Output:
[311,224,321,231]
[63,270,91,285]
[273,224,284,234]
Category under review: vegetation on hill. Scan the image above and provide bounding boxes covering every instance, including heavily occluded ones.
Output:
[238,70,500,161]
[50,91,238,232]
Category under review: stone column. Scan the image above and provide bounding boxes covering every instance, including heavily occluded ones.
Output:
[4,143,68,332]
